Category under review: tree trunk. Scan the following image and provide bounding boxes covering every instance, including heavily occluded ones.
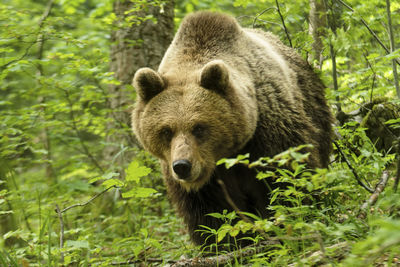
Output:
[308,0,326,69]
[105,1,175,171]
[385,0,400,98]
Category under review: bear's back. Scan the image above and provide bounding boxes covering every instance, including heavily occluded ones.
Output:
[173,12,241,54]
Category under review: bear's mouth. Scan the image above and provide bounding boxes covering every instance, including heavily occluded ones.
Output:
[174,167,214,192]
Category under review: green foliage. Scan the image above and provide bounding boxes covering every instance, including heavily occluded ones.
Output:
[202,139,398,265]
[1,0,399,265]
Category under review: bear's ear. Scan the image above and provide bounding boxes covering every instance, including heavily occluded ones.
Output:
[200,60,230,94]
[133,68,165,102]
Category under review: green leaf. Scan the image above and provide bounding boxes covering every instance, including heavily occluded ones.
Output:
[216,153,249,169]
[207,212,225,219]
[102,178,124,188]
[65,240,90,249]
[122,187,157,198]
[125,161,151,183]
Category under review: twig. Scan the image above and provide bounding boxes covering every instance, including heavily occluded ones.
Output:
[60,186,116,213]
[358,171,390,219]
[55,186,116,264]
[217,179,325,255]
[0,42,36,70]
[252,7,275,28]
[217,179,274,243]
[385,0,400,98]
[217,179,252,224]
[362,51,377,102]
[333,141,374,193]
[335,0,400,66]
[92,77,137,147]
[63,89,105,173]
[0,0,55,71]
[275,0,293,47]
[55,205,64,264]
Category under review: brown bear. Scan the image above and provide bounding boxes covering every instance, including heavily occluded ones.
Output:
[132,11,333,249]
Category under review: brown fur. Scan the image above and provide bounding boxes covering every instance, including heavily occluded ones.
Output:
[132,12,333,248]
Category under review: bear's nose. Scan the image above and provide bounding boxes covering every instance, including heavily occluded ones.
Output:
[172,159,192,180]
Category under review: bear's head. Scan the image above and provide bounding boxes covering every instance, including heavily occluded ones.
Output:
[132,60,257,191]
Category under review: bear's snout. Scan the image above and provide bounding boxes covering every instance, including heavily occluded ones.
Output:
[172,159,192,180]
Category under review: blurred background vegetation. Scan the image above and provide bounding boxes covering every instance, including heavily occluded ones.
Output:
[0,0,399,265]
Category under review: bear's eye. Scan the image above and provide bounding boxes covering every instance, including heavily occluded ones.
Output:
[159,127,173,143]
[192,124,207,139]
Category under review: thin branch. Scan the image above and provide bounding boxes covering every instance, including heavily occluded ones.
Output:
[63,89,105,173]
[217,179,325,255]
[0,0,55,71]
[38,0,54,27]
[358,170,390,219]
[92,77,137,147]
[217,179,274,243]
[362,51,377,102]
[252,7,275,28]
[55,205,64,264]
[0,42,36,70]
[385,0,400,98]
[60,186,116,213]
[333,141,374,193]
[217,179,252,224]
[275,0,293,47]
[335,0,400,66]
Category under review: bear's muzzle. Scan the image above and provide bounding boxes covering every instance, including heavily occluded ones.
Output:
[172,159,192,180]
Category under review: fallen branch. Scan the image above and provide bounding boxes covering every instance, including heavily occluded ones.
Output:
[288,241,349,266]
[171,235,332,267]
[171,240,278,267]
[333,141,374,193]
[358,170,390,219]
